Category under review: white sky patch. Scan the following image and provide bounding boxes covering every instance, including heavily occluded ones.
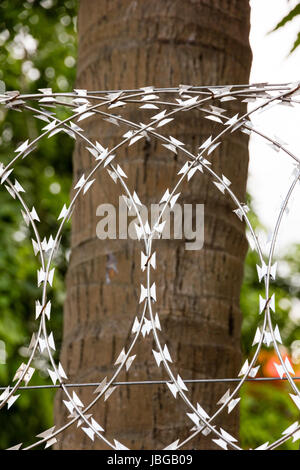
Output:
[249,0,300,254]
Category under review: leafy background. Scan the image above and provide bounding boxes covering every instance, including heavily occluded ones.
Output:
[0,0,300,450]
[0,0,76,448]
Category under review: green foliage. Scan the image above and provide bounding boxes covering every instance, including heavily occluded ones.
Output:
[273,3,300,31]
[240,203,300,449]
[241,243,300,357]
[271,2,300,53]
[0,0,77,448]
[240,383,299,450]
[291,31,300,53]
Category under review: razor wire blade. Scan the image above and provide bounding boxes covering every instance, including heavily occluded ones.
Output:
[0,82,300,450]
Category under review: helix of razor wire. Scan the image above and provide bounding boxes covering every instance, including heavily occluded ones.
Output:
[0,82,300,450]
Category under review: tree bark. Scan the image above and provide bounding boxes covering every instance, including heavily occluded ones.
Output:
[55,0,252,449]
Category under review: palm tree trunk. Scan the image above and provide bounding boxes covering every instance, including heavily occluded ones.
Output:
[55,0,252,449]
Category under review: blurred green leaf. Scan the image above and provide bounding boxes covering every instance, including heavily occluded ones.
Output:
[270,2,300,53]
[0,0,77,448]
[272,4,300,32]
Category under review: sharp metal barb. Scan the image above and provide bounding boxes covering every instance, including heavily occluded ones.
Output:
[1,82,300,451]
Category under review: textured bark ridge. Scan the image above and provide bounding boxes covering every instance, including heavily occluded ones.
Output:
[54,0,252,449]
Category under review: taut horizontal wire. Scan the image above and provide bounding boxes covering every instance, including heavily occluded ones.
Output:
[1,376,300,391]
